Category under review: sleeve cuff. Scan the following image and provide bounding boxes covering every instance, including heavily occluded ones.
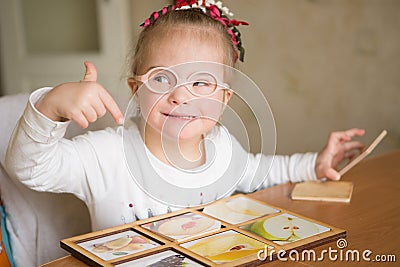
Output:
[307,152,318,181]
[20,87,71,143]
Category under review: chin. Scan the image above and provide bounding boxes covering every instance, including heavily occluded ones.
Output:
[178,130,202,140]
[160,125,203,141]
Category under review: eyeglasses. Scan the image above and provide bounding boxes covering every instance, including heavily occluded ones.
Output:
[133,67,230,96]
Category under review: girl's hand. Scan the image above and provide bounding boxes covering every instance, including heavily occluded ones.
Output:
[35,62,124,128]
[315,128,365,180]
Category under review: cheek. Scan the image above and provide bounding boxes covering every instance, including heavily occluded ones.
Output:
[199,118,218,133]
[178,120,211,140]
[138,91,164,119]
[198,96,226,121]
[183,96,225,136]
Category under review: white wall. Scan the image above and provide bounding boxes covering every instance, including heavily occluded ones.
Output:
[226,0,400,155]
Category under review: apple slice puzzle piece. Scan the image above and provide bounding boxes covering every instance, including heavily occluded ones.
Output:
[141,213,221,241]
[242,214,330,245]
[203,197,279,224]
[158,217,215,236]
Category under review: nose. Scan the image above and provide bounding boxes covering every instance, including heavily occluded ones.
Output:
[167,84,194,105]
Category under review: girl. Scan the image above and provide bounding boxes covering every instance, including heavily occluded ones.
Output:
[5,1,364,231]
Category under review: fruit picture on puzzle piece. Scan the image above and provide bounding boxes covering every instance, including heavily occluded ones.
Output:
[141,213,221,241]
[202,196,279,224]
[78,230,160,261]
[181,230,271,263]
[241,213,330,245]
[115,250,204,267]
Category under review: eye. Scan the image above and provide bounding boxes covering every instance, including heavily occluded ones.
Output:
[193,81,211,87]
[189,72,217,90]
[152,74,170,84]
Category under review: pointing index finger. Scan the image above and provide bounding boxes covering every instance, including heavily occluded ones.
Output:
[99,88,124,124]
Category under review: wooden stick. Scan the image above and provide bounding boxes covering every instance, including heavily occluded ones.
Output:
[339,130,387,176]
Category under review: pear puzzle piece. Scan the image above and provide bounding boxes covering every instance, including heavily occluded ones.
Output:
[181,230,271,263]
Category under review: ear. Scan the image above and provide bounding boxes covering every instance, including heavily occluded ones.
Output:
[127,78,139,95]
[219,89,233,116]
[223,89,233,105]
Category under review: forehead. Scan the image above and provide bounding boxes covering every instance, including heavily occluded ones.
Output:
[140,26,226,73]
[156,62,227,83]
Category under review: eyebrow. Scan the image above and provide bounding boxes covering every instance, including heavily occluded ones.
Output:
[141,65,164,75]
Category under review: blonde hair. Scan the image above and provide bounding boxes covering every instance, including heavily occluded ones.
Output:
[130,8,238,76]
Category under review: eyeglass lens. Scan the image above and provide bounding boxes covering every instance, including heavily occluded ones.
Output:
[147,69,218,95]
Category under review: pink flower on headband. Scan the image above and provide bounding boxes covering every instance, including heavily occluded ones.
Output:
[139,0,249,62]
[205,4,248,47]
[176,0,197,7]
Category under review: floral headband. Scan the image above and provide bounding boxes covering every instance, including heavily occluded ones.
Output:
[140,0,249,62]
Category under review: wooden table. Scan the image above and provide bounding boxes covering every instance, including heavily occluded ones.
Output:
[42,151,400,266]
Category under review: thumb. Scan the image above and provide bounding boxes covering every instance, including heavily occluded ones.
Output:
[82,61,97,82]
[325,168,341,181]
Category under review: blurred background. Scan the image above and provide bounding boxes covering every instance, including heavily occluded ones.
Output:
[0,0,399,156]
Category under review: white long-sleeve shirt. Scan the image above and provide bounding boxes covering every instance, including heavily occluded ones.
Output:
[5,88,317,231]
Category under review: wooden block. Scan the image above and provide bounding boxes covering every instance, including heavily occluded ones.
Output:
[291,181,354,203]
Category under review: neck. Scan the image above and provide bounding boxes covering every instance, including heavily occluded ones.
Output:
[139,119,205,169]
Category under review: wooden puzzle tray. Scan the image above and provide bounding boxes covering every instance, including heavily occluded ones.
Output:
[61,194,346,266]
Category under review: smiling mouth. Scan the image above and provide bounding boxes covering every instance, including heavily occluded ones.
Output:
[161,112,198,120]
